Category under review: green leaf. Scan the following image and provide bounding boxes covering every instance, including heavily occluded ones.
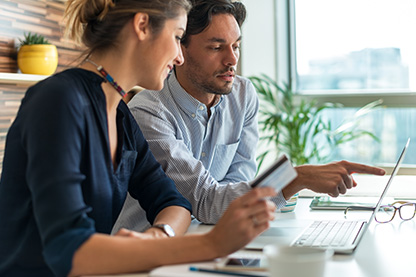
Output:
[19,32,50,47]
[249,74,381,170]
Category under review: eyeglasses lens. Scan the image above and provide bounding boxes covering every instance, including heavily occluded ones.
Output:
[399,203,416,220]
[375,205,395,223]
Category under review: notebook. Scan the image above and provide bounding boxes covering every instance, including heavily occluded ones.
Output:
[291,137,410,254]
[309,196,393,210]
[245,138,410,253]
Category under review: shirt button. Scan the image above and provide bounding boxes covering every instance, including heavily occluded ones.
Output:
[201,152,206,157]
[191,113,196,118]
[199,106,204,111]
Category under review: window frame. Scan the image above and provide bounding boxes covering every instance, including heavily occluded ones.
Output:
[274,0,416,174]
[284,0,416,102]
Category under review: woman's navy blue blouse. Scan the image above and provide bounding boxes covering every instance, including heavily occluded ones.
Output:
[0,68,192,277]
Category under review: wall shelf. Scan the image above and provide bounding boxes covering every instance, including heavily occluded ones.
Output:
[0,72,48,86]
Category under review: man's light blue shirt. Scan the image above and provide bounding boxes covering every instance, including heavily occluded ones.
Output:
[113,72,286,230]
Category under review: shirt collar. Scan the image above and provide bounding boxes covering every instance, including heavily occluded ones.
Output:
[167,71,224,116]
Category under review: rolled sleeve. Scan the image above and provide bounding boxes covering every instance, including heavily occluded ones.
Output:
[22,80,96,276]
[126,116,192,224]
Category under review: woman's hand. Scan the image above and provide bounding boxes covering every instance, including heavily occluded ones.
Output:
[206,187,277,257]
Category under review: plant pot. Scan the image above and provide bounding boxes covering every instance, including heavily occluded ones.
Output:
[17,44,58,75]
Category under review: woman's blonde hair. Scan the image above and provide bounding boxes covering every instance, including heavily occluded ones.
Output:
[64,0,191,56]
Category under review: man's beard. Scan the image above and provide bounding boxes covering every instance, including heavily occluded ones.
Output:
[190,67,236,95]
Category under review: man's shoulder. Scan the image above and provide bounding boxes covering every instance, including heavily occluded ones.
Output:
[128,88,168,109]
[127,86,178,123]
[229,75,257,100]
[234,75,251,85]
[233,75,255,91]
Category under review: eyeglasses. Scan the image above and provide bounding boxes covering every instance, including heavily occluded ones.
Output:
[344,201,416,224]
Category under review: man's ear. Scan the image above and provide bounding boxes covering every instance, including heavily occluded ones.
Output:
[133,13,150,41]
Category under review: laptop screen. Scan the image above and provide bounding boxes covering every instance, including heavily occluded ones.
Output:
[367,138,410,223]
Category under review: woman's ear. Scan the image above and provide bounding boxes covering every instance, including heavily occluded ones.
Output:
[133,13,150,41]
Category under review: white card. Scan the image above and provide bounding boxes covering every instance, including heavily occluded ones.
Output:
[250,155,297,192]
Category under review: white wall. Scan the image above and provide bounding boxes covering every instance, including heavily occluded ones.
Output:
[240,0,277,78]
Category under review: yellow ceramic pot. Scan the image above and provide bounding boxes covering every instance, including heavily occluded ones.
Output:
[17,44,58,75]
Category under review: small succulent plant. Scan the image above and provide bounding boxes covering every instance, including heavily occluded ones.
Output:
[19,32,50,47]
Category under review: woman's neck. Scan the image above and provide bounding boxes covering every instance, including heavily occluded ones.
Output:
[81,55,131,112]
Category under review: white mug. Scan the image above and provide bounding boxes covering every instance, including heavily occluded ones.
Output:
[264,244,334,277]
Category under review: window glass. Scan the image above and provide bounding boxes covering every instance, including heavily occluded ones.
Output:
[295,0,416,91]
[321,108,415,165]
[294,0,416,167]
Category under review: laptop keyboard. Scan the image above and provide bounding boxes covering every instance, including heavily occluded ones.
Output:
[293,220,365,248]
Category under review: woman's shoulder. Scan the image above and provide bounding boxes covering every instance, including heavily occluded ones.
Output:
[33,68,101,93]
[25,68,103,104]
[17,69,104,122]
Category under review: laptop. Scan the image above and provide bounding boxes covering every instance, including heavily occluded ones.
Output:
[247,138,410,254]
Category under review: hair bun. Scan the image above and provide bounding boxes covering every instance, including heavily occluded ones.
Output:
[79,0,115,23]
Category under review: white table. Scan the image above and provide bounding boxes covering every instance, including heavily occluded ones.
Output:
[267,197,416,277]
[91,196,416,276]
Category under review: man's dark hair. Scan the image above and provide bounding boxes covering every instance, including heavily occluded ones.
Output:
[181,0,246,46]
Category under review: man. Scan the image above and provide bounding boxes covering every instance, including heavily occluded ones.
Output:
[113,0,385,233]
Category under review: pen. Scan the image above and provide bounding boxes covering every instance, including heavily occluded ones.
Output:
[189,266,262,277]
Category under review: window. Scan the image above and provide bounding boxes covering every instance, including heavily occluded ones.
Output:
[293,0,416,167]
[295,0,416,92]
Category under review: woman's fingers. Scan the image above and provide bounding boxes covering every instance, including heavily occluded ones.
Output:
[250,208,275,227]
[241,189,277,232]
[208,188,279,256]
[247,198,276,222]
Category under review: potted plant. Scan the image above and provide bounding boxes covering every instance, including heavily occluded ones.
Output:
[17,32,58,75]
[249,74,382,212]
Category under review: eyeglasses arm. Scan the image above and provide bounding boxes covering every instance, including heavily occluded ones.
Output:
[344,205,375,216]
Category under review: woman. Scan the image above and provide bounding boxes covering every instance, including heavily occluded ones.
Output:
[0,0,276,276]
